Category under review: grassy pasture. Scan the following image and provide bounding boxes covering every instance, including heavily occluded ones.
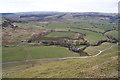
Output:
[73,17,116,31]
[3,44,118,78]
[94,24,114,31]
[46,22,94,30]
[47,23,69,29]
[71,29,107,44]
[70,23,93,28]
[84,42,114,55]
[2,46,79,62]
[105,30,118,39]
[84,27,105,33]
[45,32,78,39]
[75,17,110,24]
[14,22,46,28]
[75,45,86,49]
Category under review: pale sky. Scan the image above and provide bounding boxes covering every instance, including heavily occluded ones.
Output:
[0,0,119,13]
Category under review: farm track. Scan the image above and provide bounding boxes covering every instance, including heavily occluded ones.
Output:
[1,44,117,64]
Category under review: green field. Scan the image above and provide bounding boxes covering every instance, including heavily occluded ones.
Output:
[75,45,86,49]
[45,32,78,39]
[14,22,46,29]
[3,46,79,62]
[71,29,107,44]
[105,30,118,39]
[3,44,118,78]
[84,42,114,55]
[46,23,70,29]
[94,24,114,30]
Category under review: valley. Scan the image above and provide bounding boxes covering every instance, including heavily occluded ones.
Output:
[1,12,119,78]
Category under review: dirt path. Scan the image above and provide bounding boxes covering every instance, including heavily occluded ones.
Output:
[1,44,117,64]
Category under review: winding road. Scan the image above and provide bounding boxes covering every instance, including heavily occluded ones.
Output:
[1,44,117,64]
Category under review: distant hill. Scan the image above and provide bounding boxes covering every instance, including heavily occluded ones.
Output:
[1,13,14,15]
[1,12,118,23]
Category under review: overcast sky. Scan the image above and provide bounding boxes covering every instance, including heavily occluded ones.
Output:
[0,0,119,13]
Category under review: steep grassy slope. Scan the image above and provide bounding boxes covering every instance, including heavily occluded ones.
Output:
[3,44,118,78]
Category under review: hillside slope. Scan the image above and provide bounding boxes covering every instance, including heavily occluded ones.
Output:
[3,44,118,78]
